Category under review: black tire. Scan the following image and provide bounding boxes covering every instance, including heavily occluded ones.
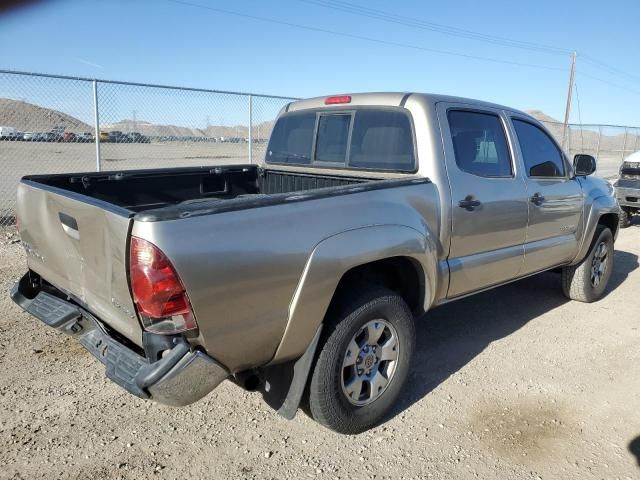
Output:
[305,287,415,434]
[619,208,632,229]
[561,226,614,302]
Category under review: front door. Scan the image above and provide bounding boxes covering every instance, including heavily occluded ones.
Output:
[437,104,529,298]
[509,117,584,274]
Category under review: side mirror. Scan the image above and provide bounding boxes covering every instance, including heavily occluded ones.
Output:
[573,154,597,176]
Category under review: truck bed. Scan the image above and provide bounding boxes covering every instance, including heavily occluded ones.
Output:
[22,165,368,215]
[17,163,429,352]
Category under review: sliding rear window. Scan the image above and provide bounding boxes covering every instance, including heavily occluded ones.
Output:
[266,108,416,172]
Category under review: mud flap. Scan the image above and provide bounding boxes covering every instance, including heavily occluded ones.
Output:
[260,324,323,420]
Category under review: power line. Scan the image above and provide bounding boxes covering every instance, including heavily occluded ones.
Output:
[299,0,571,56]
[577,70,640,97]
[302,0,640,88]
[580,54,640,85]
[167,0,566,72]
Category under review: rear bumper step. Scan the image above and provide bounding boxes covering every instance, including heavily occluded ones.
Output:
[11,274,229,406]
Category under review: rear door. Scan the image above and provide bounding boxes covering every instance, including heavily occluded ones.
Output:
[437,103,529,297]
[508,117,584,274]
[16,181,142,345]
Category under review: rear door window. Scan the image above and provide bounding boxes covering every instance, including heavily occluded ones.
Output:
[447,110,513,177]
[266,108,415,172]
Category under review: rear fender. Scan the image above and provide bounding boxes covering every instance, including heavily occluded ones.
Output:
[270,224,438,364]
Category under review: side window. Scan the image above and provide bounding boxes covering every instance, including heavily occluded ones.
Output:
[512,119,565,177]
[447,110,513,177]
[315,114,351,163]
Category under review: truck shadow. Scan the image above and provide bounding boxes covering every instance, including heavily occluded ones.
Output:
[389,249,639,420]
[629,435,640,468]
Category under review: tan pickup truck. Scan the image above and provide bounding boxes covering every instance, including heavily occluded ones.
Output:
[11,93,619,433]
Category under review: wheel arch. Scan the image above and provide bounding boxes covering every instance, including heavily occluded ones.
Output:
[269,224,438,365]
[327,256,426,318]
[598,212,619,238]
[571,195,619,265]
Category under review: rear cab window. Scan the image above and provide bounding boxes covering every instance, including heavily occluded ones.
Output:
[266,108,416,172]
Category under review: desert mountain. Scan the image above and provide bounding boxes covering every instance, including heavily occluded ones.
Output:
[0,98,91,132]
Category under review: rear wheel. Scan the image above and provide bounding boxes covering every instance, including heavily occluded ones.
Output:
[562,226,614,302]
[305,287,415,434]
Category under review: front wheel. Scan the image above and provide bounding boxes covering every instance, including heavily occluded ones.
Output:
[305,287,415,434]
[562,226,614,302]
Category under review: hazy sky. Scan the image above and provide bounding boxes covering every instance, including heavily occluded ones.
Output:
[1,0,639,125]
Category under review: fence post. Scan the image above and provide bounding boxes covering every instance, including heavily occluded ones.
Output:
[248,94,253,164]
[92,80,101,172]
[622,127,629,163]
[595,126,602,160]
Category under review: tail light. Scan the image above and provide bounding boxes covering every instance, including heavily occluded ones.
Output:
[129,236,197,335]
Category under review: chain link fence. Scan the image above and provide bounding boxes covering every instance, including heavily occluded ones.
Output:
[540,120,640,180]
[1,69,639,225]
[0,70,296,225]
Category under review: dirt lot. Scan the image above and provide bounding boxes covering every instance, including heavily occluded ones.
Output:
[0,222,639,480]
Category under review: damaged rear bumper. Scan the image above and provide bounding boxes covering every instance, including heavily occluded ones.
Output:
[10,273,229,406]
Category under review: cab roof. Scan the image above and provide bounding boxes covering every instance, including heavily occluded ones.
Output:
[286,92,530,118]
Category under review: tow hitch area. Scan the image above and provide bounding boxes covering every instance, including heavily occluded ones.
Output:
[11,273,229,406]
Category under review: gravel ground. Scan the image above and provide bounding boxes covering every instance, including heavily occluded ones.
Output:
[0,222,639,480]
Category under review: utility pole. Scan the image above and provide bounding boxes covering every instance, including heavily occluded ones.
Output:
[562,51,577,151]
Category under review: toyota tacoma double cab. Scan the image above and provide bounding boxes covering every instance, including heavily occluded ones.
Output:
[11,93,619,434]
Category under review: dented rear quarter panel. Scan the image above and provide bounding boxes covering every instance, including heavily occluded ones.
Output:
[131,181,442,372]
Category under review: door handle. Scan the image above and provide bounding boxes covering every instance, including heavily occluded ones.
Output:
[458,196,481,211]
[530,193,545,206]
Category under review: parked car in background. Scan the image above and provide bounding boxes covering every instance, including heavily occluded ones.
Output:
[22,132,36,141]
[77,132,94,143]
[11,92,620,434]
[108,131,126,143]
[12,131,24,141]
[220,136,247,144]
[0,126,17,140]
[46,131,64,143]
[99,131,109,142]
[123,132,150,143]
[616,151,640,228]
[63,132,77,143]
